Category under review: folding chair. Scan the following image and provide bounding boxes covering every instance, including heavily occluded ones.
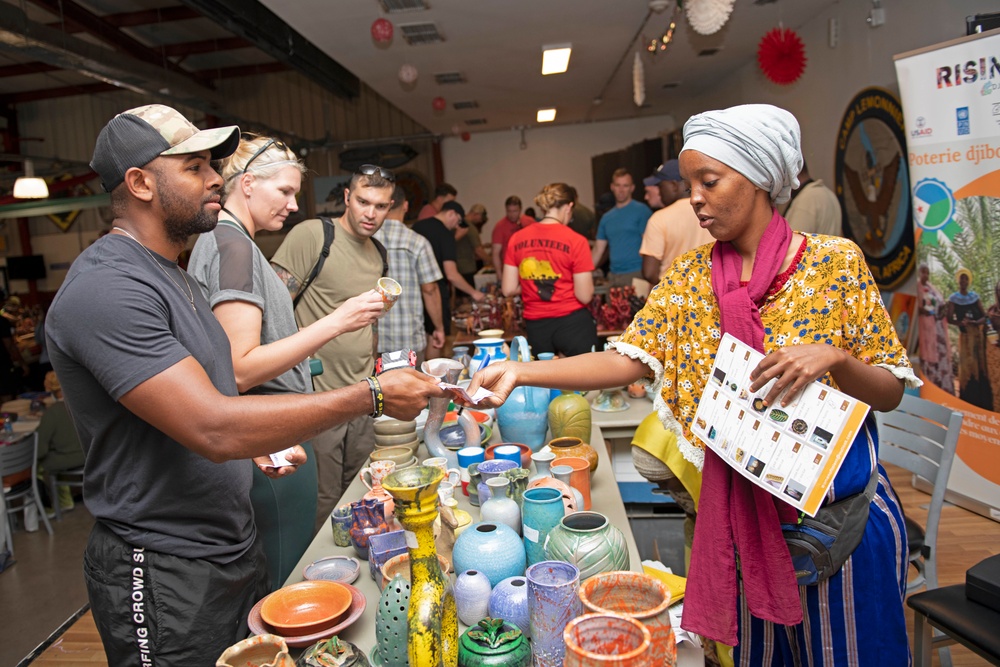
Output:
[1,433,53,551]
[46,465,84,520]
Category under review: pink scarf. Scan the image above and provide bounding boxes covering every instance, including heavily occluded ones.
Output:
[682,209,803,646]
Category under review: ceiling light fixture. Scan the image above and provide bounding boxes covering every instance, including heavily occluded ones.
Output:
[536,108,557,123]
[541,45,572,75]
[13,160,48,199]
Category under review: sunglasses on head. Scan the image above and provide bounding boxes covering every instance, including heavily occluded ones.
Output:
[242,138,290,174]
[356,164,395,182]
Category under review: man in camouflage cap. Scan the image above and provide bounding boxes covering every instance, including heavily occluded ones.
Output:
[46,105,444,663]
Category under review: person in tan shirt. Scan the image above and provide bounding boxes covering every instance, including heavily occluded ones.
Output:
[639,160,714,285]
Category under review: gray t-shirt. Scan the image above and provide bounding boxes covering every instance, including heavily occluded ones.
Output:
[46,234,254,563]
[188,222,310,395]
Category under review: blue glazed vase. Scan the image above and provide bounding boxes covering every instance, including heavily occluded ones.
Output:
[488,576,530,639]
[452,522,526,589]
[454,569,493,626]
[496,337,551,452]
[349,496,389,560]
[471,338,506,374]
[521,487,565,566]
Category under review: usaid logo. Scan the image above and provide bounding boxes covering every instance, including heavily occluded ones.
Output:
[911,116,933,138]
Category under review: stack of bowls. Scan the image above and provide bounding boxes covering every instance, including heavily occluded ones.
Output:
[373,419,419,468]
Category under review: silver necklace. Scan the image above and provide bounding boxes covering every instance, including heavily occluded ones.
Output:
[112,226,197,311]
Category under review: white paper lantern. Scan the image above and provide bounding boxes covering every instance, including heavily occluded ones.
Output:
[633,52,645,107]
[685,0,737,36]
[398,64,418,85]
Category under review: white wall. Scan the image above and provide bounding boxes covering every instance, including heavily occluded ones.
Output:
[440,114,677,233]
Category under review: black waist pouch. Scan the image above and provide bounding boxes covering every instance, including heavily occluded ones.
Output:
[781,468,879,586]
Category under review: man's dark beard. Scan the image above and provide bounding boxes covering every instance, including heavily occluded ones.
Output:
[152,170,219,244]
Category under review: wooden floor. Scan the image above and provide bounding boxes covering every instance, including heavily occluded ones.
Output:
[15,464,1000,666]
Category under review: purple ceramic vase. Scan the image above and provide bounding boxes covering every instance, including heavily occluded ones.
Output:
[349,496,389,560]
[527,560,582,667]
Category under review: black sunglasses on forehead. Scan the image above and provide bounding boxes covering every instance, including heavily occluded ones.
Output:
[242,138,290,174]
[356,164,395,182]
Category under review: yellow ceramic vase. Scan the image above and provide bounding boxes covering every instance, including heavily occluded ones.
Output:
[382,466,459,667]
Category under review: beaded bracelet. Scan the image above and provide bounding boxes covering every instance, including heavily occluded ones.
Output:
[365,376,384,418]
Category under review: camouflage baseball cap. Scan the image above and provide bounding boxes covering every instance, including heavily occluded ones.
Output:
[91,104,239,192]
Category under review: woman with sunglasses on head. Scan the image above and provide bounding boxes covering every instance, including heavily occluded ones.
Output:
[501,182,598,357]
[469,105,918,665]
[188,135,384,590]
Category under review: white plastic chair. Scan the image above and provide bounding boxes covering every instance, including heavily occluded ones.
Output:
[1,432,53,549]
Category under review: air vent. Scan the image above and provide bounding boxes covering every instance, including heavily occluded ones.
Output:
[698,48,721,56]
[453,100,479,110]
[465,118,488,126]
[379,0,429,12]
[434,71,466,85]
[400,22,444,45]
[662,81,681,89]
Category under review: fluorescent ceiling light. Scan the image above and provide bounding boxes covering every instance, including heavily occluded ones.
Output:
[13,160,48,199]
[537,108,557,123]
[541,45,572,75]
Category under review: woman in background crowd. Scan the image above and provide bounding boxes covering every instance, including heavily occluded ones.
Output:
[916,263,955,393]
[947,267,994,410]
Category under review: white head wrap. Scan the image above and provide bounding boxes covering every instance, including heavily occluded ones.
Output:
[681,104,803,204]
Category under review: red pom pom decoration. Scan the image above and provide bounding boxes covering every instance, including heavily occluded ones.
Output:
[461,132,471,142]
[432,97,447,112]
[371,18,394,44]
[757,27,807,85]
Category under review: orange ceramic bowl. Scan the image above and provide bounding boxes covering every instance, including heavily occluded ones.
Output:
[260,580,353,636]
[485,442,532,469]
[380,552,452,590]
[444,409,492,426]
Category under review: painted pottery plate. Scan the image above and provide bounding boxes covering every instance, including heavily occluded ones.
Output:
[248,582,366,648]
[302,556,361,584]
[591,399,631,413]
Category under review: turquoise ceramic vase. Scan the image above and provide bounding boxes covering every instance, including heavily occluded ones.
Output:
[457,618,531,667]
[521,487,566,566]
[496,337,551,451]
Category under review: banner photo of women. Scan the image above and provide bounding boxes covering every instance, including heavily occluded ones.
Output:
[895,28,1000,521]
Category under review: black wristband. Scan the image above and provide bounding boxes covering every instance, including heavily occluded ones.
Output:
[365,376,384,418]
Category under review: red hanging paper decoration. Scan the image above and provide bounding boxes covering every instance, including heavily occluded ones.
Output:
[461,132,471,142]
[432,97,447,112]
[757,27,807,85]
[371,18,394,44]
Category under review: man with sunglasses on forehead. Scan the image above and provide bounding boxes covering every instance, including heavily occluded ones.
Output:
[45,106,444,664]
[272,163,400,528]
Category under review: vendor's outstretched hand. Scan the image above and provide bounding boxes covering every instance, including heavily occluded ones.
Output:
[749,343,847,408]
[463,360,518,408]
[253,444,307,479]
[380,367,449,420]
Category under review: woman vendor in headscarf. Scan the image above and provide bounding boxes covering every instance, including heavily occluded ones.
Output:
[946,267,994,409]
[467,104,918,665]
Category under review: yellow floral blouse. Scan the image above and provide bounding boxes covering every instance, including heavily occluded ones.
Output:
[613,234,919,469]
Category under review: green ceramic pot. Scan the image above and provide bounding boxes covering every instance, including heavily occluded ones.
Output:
[457,618,532,667]
[548,391,592,443]
[543,511,629,581]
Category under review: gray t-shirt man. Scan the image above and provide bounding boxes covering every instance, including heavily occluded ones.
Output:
[46,234,254,562]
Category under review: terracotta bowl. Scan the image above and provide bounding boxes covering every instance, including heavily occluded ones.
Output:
[260,580,353,636]
[379,552,452,590]
[484,442,532,469]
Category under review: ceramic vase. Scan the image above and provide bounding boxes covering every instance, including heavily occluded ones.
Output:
[421,358,468,468]
[452,522,527,589]
[476,459,518,503]
[331,504,353,548]
[452,345,472,380]
[496,336,551,451]
[544,512,630,581]
[375,574,411,667]
[526,560,583,667]
[563,613,652,667]
[471,338,506,373]
[548,391,592,443]
[551,465,585,511]
[481,477,521,535]
[454,569,493,626]
[529,451,556,482]
[468,463,482,507]
[349,496,389,560]
[488,576,530,638]
[502,467,530,509]
[300,638,370,667]
[551,456,592,511]
[457,618,532,667]
[548,437,599,472]
[368,529,408,581]
[580,572,676,667]
[216,634,294,667]
[381,466,459,667]
[458,446,486,497]
[521,487,566,566]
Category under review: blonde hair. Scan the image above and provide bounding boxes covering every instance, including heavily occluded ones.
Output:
[220,135,306,195]
[534,183,577,214]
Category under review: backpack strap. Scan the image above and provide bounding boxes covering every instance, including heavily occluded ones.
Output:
[292,217,390,309]
[292,216,336,310]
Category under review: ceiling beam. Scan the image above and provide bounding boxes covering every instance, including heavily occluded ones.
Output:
[0,82,118,104]
[161,36,249,58]
[178,0,359,99]
[27,0,207,86]
[200,61,289,78]
[103,7,201,28]
[0,62,59,77]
